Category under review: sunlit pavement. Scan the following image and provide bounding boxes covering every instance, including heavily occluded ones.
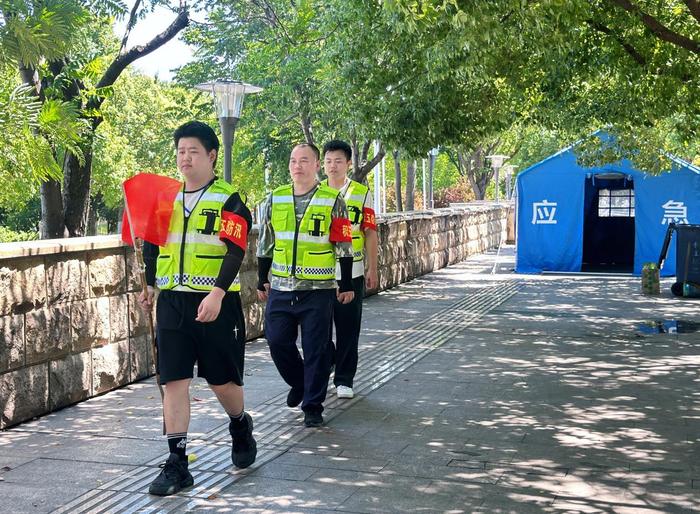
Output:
[2,245,699,513]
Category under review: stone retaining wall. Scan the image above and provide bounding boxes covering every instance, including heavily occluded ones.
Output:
[0,203,506,429]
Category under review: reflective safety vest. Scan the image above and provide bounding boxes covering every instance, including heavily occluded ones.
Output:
[270,184,339,280]
[323,179,368,262]
[156,178,241,292]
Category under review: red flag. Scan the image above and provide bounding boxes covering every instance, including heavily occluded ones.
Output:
[121,173,182,246]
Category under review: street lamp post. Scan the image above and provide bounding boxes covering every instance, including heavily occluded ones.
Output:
[486,154,509,203]
[428,147,439,209]
[421,158,426,210]
[195,79,263,183]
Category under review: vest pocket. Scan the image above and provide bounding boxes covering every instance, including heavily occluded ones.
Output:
[272,210,288,231]
[272,247,288,275]
[301,250,334,279]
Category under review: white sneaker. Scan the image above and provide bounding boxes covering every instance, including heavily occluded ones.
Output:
[336,386,354,399]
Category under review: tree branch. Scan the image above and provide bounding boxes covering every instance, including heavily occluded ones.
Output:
[585,19,647,66]
[607,0,700,55]
[96,8,189,93]
[683,0,700,24]
[119,0,143,55]
[360,140,371,161]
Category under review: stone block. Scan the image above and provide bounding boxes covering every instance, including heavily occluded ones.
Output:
[129,334,151,381]
[239,270,258,307]
[49,351,91,409]
[124,248,144,293]
[109,295,129,342]
[0,257,46,316]
[45,253,88,304]
[87,250,126,297]
[92,339,130,395]
[0,314,24,372]
[0,364,48,429]
[25,305,71,364]
[71,297,110,351]
[128,292,150,337]
[244,303,265,341]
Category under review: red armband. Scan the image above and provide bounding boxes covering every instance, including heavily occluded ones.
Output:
[330,217,352,243]
[361,207,377,231]
[219,211,248,250]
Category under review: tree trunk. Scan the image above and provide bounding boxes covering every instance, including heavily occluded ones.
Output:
[405,160,416,211]
[40,179,65,239]
[86,199,97,236]
[300,113,314,144]
[392,150,403,212]
[352,140,385,183]
[62,138,94,237]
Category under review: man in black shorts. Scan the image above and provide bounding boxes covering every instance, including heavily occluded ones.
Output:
[139,121,256,496]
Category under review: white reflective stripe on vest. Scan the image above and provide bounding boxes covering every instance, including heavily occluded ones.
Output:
[346,193,366,203]
[274,232,330,244]
[176,191,229,204]
[157,274,240,288]
[271,262,334,276]
[166,232,222,246]
[272,195,335,208]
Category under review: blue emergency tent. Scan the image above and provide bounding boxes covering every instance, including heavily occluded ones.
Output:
[516,140,700,276]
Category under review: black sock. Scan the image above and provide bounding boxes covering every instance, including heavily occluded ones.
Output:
[229,411,246,428]
[167,432,187,461]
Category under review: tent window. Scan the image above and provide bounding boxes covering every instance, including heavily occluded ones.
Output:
[598,188,635,217]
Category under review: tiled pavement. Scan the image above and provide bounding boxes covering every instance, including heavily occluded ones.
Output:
[2,246,700,513]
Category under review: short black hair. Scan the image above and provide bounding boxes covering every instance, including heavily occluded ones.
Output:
[322,140,352,161]
[174,121,220,162]
[293,142,320,160]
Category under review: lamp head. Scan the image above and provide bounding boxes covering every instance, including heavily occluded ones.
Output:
[195,79,263,119]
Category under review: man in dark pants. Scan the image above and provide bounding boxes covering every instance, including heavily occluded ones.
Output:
[138,121,256,496]
[256,143,354,427]
[322,140,378,399]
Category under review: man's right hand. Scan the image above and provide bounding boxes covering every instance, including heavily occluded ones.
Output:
[257,282,270,302]
[138,286,155,311]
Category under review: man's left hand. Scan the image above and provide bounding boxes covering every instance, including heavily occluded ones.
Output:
[337,290,355,304]
[365,269,378,290]
[196,288,225,322]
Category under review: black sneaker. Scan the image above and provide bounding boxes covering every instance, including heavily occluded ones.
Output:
[229,412,257,468]
[303,410,323,428]
[286,387,303,407]
[148,453,194,496]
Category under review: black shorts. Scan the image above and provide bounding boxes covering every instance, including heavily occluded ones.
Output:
[156,290,246,386]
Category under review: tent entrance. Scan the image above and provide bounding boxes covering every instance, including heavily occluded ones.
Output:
[582,173,635,272]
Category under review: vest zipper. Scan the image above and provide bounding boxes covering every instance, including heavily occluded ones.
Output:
[179,215,189,285]
[290,184,318,277]
[291,217,300,277]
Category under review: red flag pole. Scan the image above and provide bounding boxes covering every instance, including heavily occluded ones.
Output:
[123,183,167,435]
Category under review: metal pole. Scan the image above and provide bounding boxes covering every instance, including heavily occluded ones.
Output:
[381,156,387,213]
[219,117,239,183]
[494,165,500,203]
[374,141,381,215]
[422,159,426,210]
[428,152,436,209]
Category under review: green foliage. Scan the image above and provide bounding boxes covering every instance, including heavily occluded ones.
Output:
[0,225,38,242]
[0,66,65,190]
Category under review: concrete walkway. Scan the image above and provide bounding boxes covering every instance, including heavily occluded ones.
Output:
[1,247,700,513]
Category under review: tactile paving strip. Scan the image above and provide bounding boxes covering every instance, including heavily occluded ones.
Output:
[53,280,522,513]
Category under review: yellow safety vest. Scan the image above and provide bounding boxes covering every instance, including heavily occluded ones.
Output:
[156,178,241,292]
[270,184,339,280]
[323,179,369,262]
